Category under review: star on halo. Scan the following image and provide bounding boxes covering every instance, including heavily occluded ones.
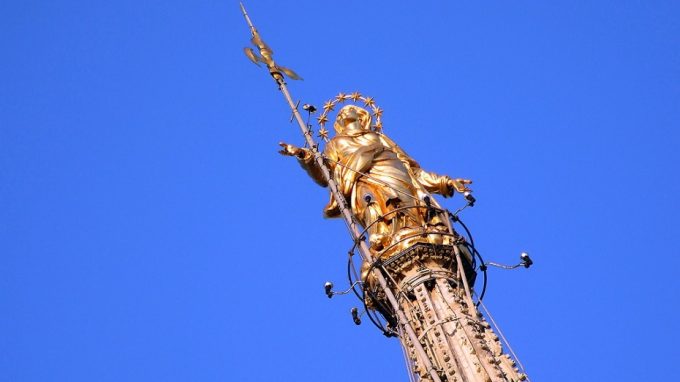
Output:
[318,127,329,140]
[363,97,375,107]
[350,92,361,101]
[317,114,329,125]
[323,100,335,112]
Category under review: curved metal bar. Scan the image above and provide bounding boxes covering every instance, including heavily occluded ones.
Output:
[464,242,488,306]
[329,281,363,296]
[362,282,392,334]
[484,262,522,270]
[344,256,391,336]
[452,214,475,250]
[347,253,364,300]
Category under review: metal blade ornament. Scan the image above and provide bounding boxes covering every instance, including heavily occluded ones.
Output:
[279,66,302,81]
[243,47,260,66]
[250,35,271,53]
[240,3,302,81]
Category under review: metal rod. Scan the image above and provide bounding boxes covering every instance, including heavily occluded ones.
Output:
[239,3,256,35]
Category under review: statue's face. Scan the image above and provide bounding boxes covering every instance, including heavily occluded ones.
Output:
[338,106,359,124]
[334,105,371,133]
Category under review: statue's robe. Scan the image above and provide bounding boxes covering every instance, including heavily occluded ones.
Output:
[299,129,454,238]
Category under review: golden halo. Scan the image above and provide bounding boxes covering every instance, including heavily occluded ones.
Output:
[316,92,383,141]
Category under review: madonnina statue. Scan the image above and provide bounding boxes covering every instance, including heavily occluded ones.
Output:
[279,104,472,258]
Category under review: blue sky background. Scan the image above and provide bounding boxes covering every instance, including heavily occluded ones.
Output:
[2,1,679,381]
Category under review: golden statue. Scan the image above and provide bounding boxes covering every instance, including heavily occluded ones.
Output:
[280,102,472,258]
[241,7,530,378]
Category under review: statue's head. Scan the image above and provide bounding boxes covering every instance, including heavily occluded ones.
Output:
[334,105,372,134]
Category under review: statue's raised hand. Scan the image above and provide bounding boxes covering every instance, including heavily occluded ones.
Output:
[278,142,306,158]
[448,178,473,193]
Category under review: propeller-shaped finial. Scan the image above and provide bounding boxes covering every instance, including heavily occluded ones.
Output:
[240,3,303,81]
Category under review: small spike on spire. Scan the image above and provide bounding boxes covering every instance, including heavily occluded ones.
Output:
[240,3,257,36]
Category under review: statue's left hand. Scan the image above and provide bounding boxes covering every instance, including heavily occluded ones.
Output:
[448,178,473,193]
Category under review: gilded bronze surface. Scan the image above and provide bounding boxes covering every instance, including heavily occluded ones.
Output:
[280,99,472,259]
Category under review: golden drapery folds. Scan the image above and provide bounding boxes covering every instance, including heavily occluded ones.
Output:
[280,105,471,257]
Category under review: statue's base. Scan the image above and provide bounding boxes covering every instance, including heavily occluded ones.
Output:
[362,243,476,296]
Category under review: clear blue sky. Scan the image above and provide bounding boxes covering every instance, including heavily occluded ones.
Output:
[2,1,679,381]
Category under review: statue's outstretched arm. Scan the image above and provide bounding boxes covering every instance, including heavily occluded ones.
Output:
[279,142,329,187]
[414,168,472,197]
